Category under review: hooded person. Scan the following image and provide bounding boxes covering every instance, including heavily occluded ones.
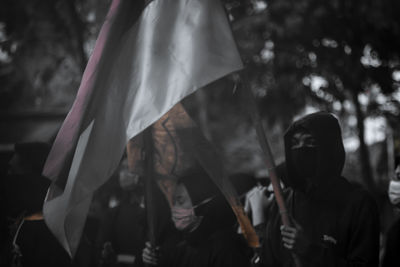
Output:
[142,168,252,267]
[382,155,400,267]
[4,142,73,267]
[263,111,379,267]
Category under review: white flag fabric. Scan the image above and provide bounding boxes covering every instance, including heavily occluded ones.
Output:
[43,0,243,256]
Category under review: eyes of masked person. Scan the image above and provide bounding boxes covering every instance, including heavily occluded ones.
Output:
[290,131,317,180]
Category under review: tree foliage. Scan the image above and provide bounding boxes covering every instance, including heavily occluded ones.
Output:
[1,0,399,182]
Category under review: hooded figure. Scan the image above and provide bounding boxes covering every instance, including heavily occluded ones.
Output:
[382,155,400,267]
[263,112,379,267]
[3,142,72,267]
[142,168,252,267]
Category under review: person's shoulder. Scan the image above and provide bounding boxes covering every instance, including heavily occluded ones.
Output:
[339,177,377,209]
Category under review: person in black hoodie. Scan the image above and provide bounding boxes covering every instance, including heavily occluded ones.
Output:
[4,142,73,267]
[142,169,252,267]
[381,155,400,267]
[263,111,380,267]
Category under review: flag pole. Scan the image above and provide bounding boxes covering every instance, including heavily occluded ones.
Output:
[143,127,156,247]
[239,72,302,267]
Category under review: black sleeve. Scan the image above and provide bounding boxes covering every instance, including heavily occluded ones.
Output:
[382,217,400,267]
[262,202,284,267]
[95,208,117,250]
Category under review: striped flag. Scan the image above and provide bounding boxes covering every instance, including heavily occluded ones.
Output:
[43,0,243,256]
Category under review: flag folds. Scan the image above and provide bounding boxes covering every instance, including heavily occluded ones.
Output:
[43,0,243,256]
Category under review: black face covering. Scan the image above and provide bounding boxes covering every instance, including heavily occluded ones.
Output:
[290,147,317,183]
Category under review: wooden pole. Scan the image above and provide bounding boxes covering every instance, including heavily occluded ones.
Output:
[143,127,156,246]
[239,73,301,267]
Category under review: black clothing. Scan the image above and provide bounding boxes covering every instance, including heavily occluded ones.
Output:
[282,112,345,190]
[264,179,379,267]
[4,174,50,218]
[382,216,400,267]
[159,195,252,267]
[264,112,380,267]
[16,220,72,267]
[180,168,220,206]
[98,201,146,267]
[161,227,250,267]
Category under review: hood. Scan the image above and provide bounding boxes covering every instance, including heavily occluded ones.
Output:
[180,168,220,206]
[4,173,51,217]
[283,111,345,189]
[185,194,236,244]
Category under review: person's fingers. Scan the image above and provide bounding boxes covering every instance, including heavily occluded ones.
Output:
[281,230,296,238]
[280,225,296,234]
[282,237,295,245]
[283,242,293,250]
[143,256,158,264]
[285,226,296,232]
[142,254,151,262]
[142,249,149,259]
[142,252,158,265]
[145,241,160,250]
[142,254,152,261]
[143,248,158,258]
[281,226,296,233]
[143,257,158,265]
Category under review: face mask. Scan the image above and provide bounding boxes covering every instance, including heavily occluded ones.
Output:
[389,180,400,206]
[171,206,198,230]
[290,147,317,181]
[171,196,212,231]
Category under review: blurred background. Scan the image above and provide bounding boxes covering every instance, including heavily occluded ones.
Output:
[1,0,400,244]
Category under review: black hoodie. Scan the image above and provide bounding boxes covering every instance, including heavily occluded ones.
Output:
[263,112,380,267]
[159,195,251,267]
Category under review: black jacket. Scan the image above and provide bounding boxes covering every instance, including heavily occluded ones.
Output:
[382,216,400,267]
[264,112,380,267]
[159,195,252,267]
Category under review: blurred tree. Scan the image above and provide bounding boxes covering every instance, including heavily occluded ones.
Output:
[223,0,400,193]
[268,0,400,192]
[1,0,399,184]
[0,0,110,110]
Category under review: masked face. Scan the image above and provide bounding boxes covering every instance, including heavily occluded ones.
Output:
[389,164,400,207]
[289,130,317,189]
[389,180,400,207]
[118,159,139,191]
[119,169,139,190]
[171,183,199,231]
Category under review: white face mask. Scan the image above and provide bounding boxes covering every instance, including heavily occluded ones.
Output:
[388,180,400,206]
[171,206,198,230]
[170,198,213,231]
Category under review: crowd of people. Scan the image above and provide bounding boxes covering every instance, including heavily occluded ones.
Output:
[2,111,399,267]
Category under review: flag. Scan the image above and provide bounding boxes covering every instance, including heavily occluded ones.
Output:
[130,103,260,248]
[43,0,243,256]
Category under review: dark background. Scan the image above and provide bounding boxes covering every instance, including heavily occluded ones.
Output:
[1,0,400,251]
